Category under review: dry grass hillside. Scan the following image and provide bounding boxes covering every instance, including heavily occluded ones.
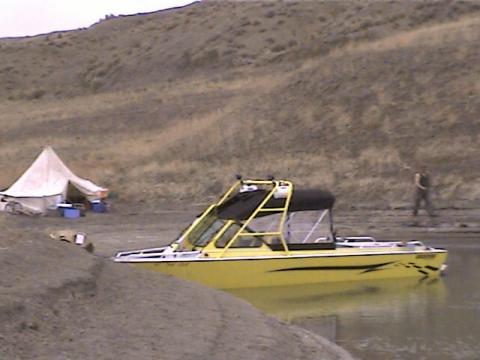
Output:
[0,0,479,208]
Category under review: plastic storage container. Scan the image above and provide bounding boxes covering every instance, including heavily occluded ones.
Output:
[63,208,81,219]
[57,203,73,216]
[90,200,107,213]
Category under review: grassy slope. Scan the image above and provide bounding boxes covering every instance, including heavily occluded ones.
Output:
[0,0,479,208]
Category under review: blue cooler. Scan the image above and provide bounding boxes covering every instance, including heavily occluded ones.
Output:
[63,208,81,219]
[57,203,73,216]
[90,200,107,213]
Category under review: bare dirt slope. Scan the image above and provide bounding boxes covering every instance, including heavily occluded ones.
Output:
[0,1,479,204]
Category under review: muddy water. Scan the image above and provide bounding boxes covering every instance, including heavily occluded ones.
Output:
[229,235,480,360]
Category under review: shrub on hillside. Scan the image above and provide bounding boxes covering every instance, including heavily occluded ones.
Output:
[264,11,276,18]
[271,44,286,53]
[25,89,46,100]
[192,49,219,66]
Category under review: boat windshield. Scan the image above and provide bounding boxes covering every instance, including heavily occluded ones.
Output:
[215,222,263,248]
[181,210,265,249]
[187,214,226,248]
[177,187,335,252]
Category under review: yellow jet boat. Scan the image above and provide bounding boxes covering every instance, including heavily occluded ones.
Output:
[114,178,447,289]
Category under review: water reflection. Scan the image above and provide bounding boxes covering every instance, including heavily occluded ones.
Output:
[229,277,446,322]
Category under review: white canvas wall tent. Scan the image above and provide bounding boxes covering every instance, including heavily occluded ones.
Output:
[0,147,108,214]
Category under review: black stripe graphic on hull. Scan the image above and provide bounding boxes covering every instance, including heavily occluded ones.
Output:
[270,262,395,272]
[425,265,439,271]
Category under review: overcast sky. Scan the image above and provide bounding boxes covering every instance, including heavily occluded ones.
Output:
[0,0,198,38]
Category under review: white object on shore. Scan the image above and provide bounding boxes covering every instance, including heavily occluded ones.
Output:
[75,232,86,245]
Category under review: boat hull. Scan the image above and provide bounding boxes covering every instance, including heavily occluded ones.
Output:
[130,250,447,289]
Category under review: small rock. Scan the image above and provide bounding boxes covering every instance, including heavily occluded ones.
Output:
[28,321,40,331]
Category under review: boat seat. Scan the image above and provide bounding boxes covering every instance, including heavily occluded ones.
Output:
[267,242,336,251]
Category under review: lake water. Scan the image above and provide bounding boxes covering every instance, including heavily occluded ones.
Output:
[228,235,480,360]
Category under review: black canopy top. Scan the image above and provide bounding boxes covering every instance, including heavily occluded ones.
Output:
[215,189,335,221]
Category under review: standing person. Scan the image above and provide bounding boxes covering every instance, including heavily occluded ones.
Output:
[413,166,436,217]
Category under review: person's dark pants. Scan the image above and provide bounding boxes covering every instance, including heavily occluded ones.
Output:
[413,189,435,216]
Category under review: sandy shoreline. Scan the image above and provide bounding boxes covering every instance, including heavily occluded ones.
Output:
[1,206,478,360]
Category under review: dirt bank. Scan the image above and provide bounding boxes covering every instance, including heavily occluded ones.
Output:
[0,210,352,360]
